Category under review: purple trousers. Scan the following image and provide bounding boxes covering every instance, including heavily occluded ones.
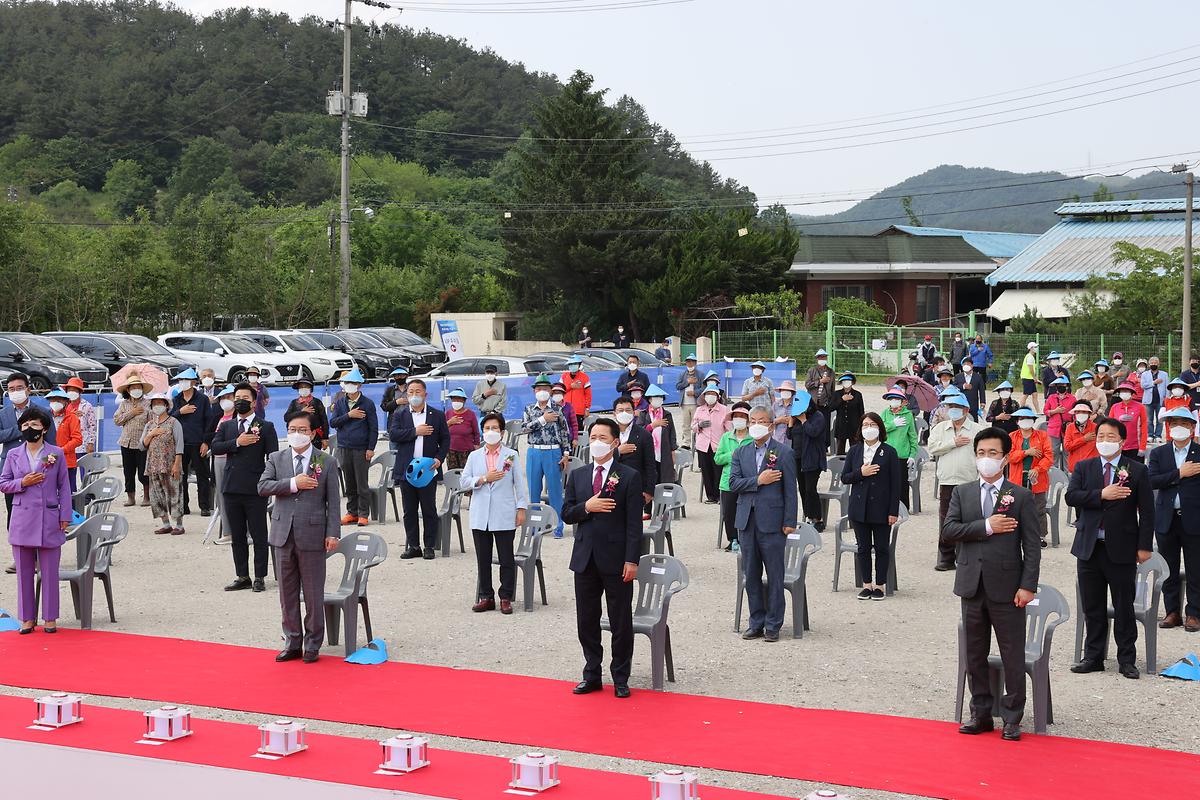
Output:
[13,545,60,622]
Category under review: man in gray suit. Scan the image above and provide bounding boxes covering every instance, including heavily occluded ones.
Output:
[729,407,799,642]
[942,426,1041,741]
[258,410,341,663]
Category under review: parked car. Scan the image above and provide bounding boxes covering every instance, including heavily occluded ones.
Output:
[45,331,192,380]
[424,356,569,382]
[156,331,301,385]
[574,347,667,367]
[237,330,355,383]
[300,329,411,381]
[526,352,619,373]
[357,327,448,371]
[0,333,109,391]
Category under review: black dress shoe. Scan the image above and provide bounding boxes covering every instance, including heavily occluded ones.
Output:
[399,547,422,559]
[958,717,994,735]
[252,578,265,593]
[18,626,34,635]
[224,577,252,591]
[614,685,631,698]
[1119,663,1141,679]
[572,681,602,695]
[741,628,764,640]
[1002,723,1021,741]
[422,548,435,560]
[302,651,319,663]
[764,630,780,642]
[1071,660,1105,674]
[200,509,212,517]
[275,649,302,662]
[934,562,954,572]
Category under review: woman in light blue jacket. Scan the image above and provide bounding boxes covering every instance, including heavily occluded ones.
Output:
[462,412,529,614]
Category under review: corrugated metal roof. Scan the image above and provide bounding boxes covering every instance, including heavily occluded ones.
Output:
[885,225,1039,259]
[985,217,1188,285]
[1055,198,1187,216]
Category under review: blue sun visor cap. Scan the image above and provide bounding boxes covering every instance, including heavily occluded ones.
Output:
[1077,371,1094,380]
[1047,351,1061,360]
[1162,407,1197,423]
[750,360,767,369]
[702,370,719,383]
[1012,408,1038,419]
[815,348,828,357]
[389,366,408,377]
[175,367,199,381]
[567,355,582,365]
[405,457,438,488]
[217,385,235,397]
[340,368,366,384]
[790,391,812,416]
[46,389,70,401]
[938,386,962,398]
[1094,359,1110,368]
[837,373,854,383]
[1051,376,1069,386]
[447,387,467,400]
[942,393,969,407]
[994,380,1014,391]
[645,384,667,398]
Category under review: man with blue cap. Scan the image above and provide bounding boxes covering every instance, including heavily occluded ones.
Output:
[522,373,572,537]
[1147,407,1200,632]
[740,360,774,412]
[329,369,378,527]
[169,367,212,517]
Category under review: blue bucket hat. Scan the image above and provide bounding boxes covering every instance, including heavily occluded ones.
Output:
[46,389,70,401]
[567,355,582,366]
[340,368,366,384]
[1012,407,1038,419]
[1169,377,1190,389]
[175,367,199,381]
[942,392,969,407]
[938,386,963,399]
[750,360,767,370]
[405,457,438,488]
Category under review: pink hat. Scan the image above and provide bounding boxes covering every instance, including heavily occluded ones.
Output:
[778,380,797,392]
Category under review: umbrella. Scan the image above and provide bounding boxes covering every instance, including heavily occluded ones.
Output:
[889,374,938,412]
[110,363,169,395]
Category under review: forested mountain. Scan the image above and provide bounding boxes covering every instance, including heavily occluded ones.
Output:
[792,165,1186,234]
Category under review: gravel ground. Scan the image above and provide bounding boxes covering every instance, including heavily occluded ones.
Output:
[3,382,1198,799]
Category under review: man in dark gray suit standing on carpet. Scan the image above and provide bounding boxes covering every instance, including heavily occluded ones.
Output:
[259,409,341,664]
[942,426,1041,741]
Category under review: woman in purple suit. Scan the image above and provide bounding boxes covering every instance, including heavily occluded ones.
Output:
[0,407,72,634]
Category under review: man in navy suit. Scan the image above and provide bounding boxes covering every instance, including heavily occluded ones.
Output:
[389,378,451,560]
[562,418,642,698]
[1065,417,1154,679]
[1147,407,1200,632]
[729,407,799,642]
[613,395,656,506]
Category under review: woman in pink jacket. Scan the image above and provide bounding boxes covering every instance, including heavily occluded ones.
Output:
[691,384,731,504]
[0,407,73,634]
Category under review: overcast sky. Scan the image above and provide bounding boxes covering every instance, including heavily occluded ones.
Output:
[171,0,1200,212]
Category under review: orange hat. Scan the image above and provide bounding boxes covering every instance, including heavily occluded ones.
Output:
[62,376,86,391]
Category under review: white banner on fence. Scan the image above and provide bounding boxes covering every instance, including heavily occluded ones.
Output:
[435,320,464,361]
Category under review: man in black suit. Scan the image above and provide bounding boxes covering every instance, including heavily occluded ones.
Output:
[1065,417,1155,678]
[942,427,1041,741]
[389,378,451,560]
[210,383,279,592]
[1147,407,1200,632]
[562,418,642,698]
[613,395,656,508]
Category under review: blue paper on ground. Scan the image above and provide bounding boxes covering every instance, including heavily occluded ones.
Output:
[0,609,21,632]
[345,638,388,664]
[1161,652,1200,681]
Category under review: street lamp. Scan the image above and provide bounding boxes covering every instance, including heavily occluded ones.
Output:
[1173,164,1194,359]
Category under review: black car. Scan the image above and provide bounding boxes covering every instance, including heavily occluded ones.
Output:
[0,333,109,391]
[45,331,192,380]
[301,330,412,381]
[358,327,448,372]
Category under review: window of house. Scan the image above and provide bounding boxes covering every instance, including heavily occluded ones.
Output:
[821,285,873,306]
[916,285,942,322]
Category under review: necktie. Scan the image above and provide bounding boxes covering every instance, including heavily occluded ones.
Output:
[983,484,996,517]
[240,419,248,434]
[593,465,604,495]
[1104,462,1112,487]
[295,454,305,478]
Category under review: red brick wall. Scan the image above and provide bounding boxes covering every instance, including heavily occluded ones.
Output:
[793,277,951,326]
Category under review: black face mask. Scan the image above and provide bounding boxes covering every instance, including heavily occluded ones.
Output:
[1056,386,1067,393]
[21,427,43,443]
[234,399,253,415]
[1191,363,1199,371]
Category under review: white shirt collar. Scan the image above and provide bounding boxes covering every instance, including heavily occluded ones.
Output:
[980,474,1005,491]
[592,457,613,481]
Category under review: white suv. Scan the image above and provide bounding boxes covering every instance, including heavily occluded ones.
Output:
[156,331,302,385]
[238,330,355,383]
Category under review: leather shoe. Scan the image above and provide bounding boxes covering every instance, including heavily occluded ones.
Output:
[1070,660,1105,674]
[472,598,496,613]
[302,651,319,663]
[1186,616,1200,633]
[958,716,994,735]
[1002,723,1021,741]
[499,599,513,615]
[422,548,436,560]
[1119,663,1140,679]
[934,562,955,572]
[572,681,602,695]
[275,649,302,662]
[224,577,252,591]
[399,547,422,559]
[614,685,631,699]
[252,578,265,592]
[764,630,780,642]
[1160,612,1183,628]
[741,628,764,640]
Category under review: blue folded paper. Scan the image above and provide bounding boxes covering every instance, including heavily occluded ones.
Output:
[0,609,21,633]
[790,390,812,417]
[1162,652,1200,681]
[345,638,388,665]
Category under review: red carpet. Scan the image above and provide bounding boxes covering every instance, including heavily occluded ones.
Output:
[2,630,1199,800]
[0,693,792,800]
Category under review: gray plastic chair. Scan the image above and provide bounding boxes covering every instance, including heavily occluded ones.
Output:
[72,475,122,517]
[504,419,524,449]
[908,447,930,514]
[715,496,727,549]
[642,482,686,556]
[1045,467,1068,547]
[954,583,1070,735]
[672,447,693,518]
[831,516,858,591]
[437,469,468,556]
[601,554,688,690]
[323,531,388,657]
[833,505,909,595]
[540,456,584,503]
[509,503,556,611]
[366,450,399,524]
[76,452,110,490]
[734,524,822,638]
[35,513,128,630]
[1072,552,1168,674]
[818,456,848,524]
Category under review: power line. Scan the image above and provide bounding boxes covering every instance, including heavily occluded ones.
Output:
[398,0,696,13]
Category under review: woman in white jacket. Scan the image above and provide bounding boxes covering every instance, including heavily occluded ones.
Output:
[462,411,529,614]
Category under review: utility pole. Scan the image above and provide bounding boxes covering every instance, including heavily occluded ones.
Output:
[338,0,352,329]
[1175,164,1194,358]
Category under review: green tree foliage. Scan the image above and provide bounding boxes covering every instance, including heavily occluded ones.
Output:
[1062,242,1191,335]
[104,160,156,219]
[734,290,807,330]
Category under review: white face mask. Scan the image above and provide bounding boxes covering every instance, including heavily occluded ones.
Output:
[1017,419,1035,430]
[1096,440,1122,457]
[482,429,503,445]
[627,364,638,372]
[615,411,635,426]
[780,391,794,401]
[1119,392,1133,402]
[1049,360,1059,367]
[298,387,312,397]
[535,390,551,403]
[129,388,144,399]
[731,417,748,431]
[589,439,613,460]
[7,390,27,405]
[998,391,1012,400]
[976,456,1005,478]
[948,408,965,421]
[66,391,81,402]
[451,400,465,410]
[888,398,903,409]
[247,375,259,385]
[1170,426,1193,442]
[552,395,565,404]
[581,329,588,335]
[752,368,763,377]
[748,423,770,440]
[341,382,360,394]
[816,359,827,367]
[1113,359,1123,366]
[962,364,972,373]
[840,381,852,389]
[1172,387,1186,398]
[631,392,642,402]
[1074,413,1090,425]
[152,405,169,416]
[409,395,425,409]
[1082,379,1093,387]
[861,425,880,441]
[1096,366,1107,373]
[201,377,215,387]
[650,397,663,409]
[703,394,718,406]
[287,431,311,449]
[220,399,235,412]
[49,401,64,414]
[177,381,192,391]
[486,375,496,384]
